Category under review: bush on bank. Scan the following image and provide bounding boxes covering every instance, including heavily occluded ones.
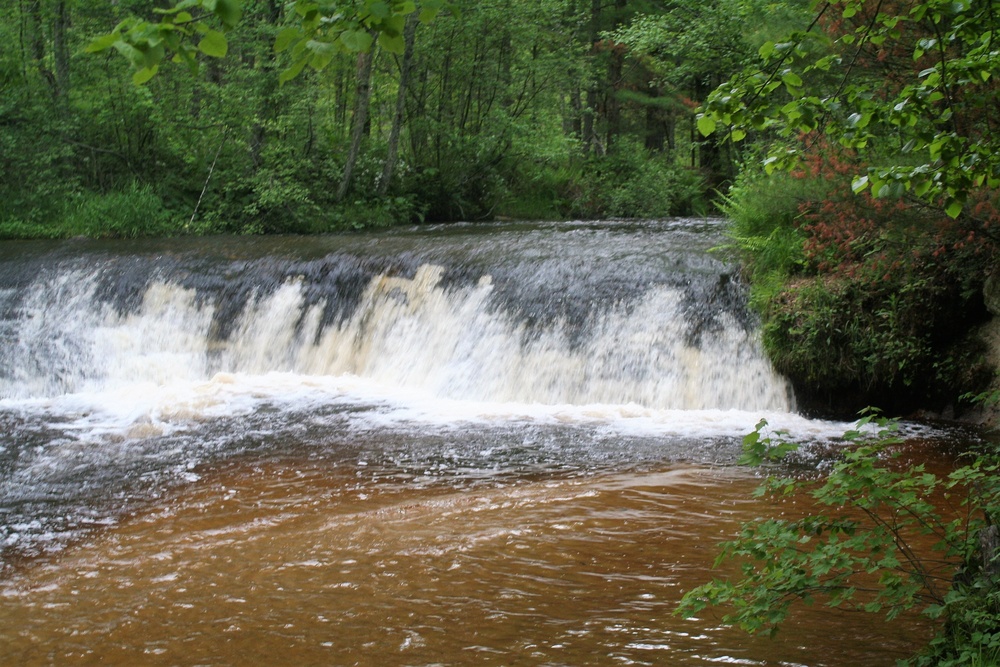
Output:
[722,146,999,417]
[677,413,1000,666]
[0,143,709,240]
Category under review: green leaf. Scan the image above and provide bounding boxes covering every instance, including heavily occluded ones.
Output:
[379,31,405,54]
[132,65,159,85]
[86,32,121,54]
[212,0,243,29]
[279,56,310,84]
[367,1,391,19]
[307,40,336,70]
[274,27,302,53]
[296,1,319,19]
[758,41,775,59]
[945,198,963,218]
[382,14,405,35]
[197,29,228,57]
[782,71,803,88]
[113,40,147,69]
[697,115,717,137]
[851,175,869,193]
[144,42,166,68]
[339,29,374,52]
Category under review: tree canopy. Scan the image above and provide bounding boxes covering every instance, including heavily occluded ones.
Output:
[697,0,1000,219]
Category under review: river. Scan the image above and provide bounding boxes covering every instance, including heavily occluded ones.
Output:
[0,219,970,664]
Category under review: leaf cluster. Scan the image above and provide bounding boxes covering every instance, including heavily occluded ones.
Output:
[274,0,451,83]
[86,0,242,84]
[677,411,1000,664]
[86,0,452,84]
[696,0,1000,219]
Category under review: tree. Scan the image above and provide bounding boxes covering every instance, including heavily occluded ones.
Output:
[336,43,377,201]
[696,0,1000,219]
[612,0,766,184]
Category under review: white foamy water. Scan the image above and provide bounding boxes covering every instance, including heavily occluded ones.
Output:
[0,221,907,563]
[0,261,827,448]
[4,266,792,411]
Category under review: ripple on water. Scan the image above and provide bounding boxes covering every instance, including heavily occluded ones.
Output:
[0,461,931,666]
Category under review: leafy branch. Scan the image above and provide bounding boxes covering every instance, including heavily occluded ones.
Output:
[695,0,1000,219]
[676,412,1000,664]
[86,0,453,84]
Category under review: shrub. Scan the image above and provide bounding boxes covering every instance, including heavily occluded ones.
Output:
[716,166,832,282]
[723,144,996,414]
[676,412,1000,665]
[61,182,176,238]
[560,142,706,219]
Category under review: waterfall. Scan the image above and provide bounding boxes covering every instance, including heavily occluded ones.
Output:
[0,222,793,413]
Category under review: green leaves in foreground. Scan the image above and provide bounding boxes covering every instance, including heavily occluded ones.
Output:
[88,0,452,85]
[696,0,1000,219]
[86,0,241,84]
[274,0,450,83]
[677,411,1000,664]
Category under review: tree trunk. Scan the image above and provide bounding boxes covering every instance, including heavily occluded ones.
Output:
[582,0,601,155]
[25,0,55,91]
[981,525,1000,581]
[605,44,623,151]
[378,13,419,197]
[566,85,583,142]
[52,0,70,104]
[248,0,283,169]
[337,42,377,202]
[603,0,627,152]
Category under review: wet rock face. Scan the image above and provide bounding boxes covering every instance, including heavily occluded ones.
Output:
[971,270,1000,428]
[984,269,1000,317]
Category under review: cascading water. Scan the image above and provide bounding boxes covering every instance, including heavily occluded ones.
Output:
[0,220,955,666]
[1,221,791,410]
[0,219,812,560]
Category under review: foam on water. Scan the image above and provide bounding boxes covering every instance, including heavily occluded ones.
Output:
[3,370,848,444]
[0,221,939,565]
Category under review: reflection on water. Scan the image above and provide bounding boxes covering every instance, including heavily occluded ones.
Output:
[0,460,931,666]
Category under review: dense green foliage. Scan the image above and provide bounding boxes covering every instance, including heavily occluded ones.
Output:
[677,413,1000,665]
[698,0,1000,219]
[704,0,1000,415]
[1,0,799,238]
[723,162,994,414]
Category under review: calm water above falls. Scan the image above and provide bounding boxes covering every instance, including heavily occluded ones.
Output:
[0,220,961,664]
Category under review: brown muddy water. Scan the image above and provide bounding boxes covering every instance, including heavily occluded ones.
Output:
[0,459,936,666]
[0,221,964,664]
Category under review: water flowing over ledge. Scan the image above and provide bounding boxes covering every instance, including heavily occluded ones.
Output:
[0,219,846,566]
[1,219,792,412]
[0,220,959,666]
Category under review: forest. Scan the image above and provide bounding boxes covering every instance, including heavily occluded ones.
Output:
[1,0,799,237]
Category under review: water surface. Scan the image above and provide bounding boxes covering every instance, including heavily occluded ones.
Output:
[0,220,957,664]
